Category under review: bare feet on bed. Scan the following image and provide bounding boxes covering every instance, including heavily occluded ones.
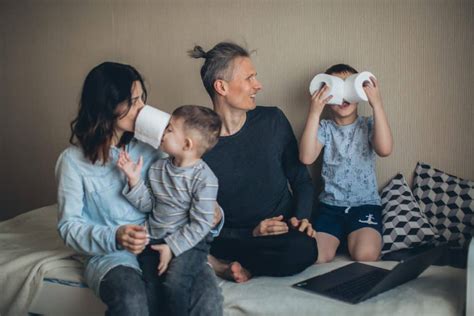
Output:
[227,261,251,283]
[208,255,252,283]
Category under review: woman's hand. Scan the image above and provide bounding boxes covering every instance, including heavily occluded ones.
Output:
[289,217,316,237]
[116,224,148,254]
[252,215,289,237]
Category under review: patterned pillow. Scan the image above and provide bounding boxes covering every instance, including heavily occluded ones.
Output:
[380,173,436,254]
[413,162,474,247]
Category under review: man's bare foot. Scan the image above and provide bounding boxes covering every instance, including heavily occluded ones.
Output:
[208,255,252,283]
[226,262,251,283]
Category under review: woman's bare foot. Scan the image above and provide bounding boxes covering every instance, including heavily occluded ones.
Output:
[208,255,252,283]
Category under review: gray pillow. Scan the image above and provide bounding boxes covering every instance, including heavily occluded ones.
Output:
[381,173,436,254]
[413,162,474,248]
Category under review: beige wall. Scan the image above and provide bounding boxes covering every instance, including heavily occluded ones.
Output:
[1,0,473,220]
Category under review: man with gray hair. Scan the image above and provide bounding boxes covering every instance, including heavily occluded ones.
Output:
[190,42,318,282]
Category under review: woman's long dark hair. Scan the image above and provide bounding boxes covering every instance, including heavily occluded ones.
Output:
[70,62,147,164]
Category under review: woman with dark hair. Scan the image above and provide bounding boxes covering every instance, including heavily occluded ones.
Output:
[56,62,223,315]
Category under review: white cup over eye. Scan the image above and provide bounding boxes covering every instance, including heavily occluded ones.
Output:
[309,71,376,105]
[343,71,375,103]
[134,105,171,149]
[309,74,345,105]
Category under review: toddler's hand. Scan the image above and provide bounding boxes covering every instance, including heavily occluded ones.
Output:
[309,84,332,117]
[363,76,383,109]
[151,244,173,276]
[212,202,223,227]
[117,150,143,188]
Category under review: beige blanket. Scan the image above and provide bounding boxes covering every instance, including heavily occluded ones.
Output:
[0,205,78,316]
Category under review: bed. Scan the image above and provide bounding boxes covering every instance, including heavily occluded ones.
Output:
[0,204,470,316]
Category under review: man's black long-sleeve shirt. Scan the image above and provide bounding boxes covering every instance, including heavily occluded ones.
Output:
[203,106,314,233]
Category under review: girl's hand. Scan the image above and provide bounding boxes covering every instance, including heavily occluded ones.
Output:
[363,76,383,109]
[309,84,333,117]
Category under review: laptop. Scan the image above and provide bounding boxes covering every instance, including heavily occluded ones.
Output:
[292,246,445,304]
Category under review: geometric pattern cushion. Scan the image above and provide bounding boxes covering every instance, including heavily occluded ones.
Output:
[413,162,474,247]
[380,173,436,254]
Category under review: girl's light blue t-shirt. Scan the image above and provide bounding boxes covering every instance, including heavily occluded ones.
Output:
[317,116,381,207]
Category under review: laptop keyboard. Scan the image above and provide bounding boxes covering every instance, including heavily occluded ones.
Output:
[324,269,387,300]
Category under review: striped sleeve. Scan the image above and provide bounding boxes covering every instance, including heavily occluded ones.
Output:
[122,179,154,213]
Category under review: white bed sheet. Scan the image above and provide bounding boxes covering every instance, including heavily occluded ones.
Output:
[29,256,466,316]
[220,261,466,316]
[0,205,467,316]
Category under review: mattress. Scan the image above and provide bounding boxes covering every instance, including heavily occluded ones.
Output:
[28,256,466,316]
[29,264,106,315]
[0,205,464,315]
